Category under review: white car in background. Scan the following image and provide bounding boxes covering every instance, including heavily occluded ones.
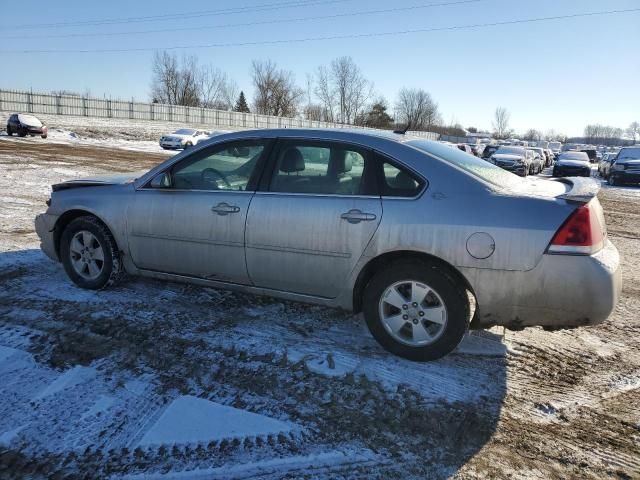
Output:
[159,129,210,150]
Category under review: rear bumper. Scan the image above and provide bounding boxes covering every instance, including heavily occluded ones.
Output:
[464,239,621,329]
[35,213,59,261]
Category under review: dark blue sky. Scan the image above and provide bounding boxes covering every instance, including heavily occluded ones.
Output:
[2,0,639,135]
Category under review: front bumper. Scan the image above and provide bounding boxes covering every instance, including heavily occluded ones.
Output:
[610,171,640,184]
[496,163,527,176]
[159,140,184,149]
[35,213,59,262]
[553,167,591,177]
[463,239,622,329]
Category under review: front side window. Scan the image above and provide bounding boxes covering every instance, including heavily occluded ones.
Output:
[268,141,371,195]
[168,140,267,191]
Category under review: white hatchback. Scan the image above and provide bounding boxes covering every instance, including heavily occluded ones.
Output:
[159,129,210,150]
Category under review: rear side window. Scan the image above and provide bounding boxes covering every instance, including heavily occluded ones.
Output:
[376,154,425,198]
[268,140,374,196]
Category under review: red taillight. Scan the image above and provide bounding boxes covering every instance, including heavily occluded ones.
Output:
[548,204,604,255]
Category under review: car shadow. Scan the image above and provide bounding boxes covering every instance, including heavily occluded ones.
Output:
[0,248,507,478]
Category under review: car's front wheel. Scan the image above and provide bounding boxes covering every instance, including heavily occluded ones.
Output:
[363,261,469,361]
[60,216,123,290]
[6,125,12,136]
[18,128,27,137]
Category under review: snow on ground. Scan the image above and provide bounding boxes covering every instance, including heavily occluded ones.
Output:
[0,139,639,478]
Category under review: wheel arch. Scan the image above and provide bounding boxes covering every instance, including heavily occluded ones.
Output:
[53,209,118,257]
[352,250,476,314]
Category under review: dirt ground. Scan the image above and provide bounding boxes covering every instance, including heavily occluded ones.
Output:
[0,138,638,479]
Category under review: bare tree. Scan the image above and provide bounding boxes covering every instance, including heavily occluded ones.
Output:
[312,57,373,124]
[151,51,202,107]
[197,66,230,109]
[251,60,303,117]
[222,79,239,111]
[627,121,640,143]
[395,88,440,130]
[523,128,542,142]
[492,107,511,139]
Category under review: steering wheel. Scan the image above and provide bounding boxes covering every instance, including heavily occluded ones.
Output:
[201,168,231,188]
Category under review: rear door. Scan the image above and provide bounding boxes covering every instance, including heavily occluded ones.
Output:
[245,139,382,298]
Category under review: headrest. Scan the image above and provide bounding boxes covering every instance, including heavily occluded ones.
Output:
[394,170,417,190]
[329,151,353,176]
[280,148,305,173]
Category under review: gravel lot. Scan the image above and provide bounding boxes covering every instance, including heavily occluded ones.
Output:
[0,135,638,479]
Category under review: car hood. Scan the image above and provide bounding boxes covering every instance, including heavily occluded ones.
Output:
[163,133,191,140]
[492,154,523,162]
[617,160,640,167]
[556,159,590,167]
[52,171,147,191]
[17,115,43,128]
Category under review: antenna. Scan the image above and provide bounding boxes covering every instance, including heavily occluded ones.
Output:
[393,122,411,135]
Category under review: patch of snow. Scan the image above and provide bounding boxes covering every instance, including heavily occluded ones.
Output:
[80,395,116,421]
[117,448,379,480]
[0,425,26,446]
[33,366,96,401]
[137,395,295,448]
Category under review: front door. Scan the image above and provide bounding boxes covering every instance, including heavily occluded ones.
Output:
[127,139,270,284]
[245,140,382,298]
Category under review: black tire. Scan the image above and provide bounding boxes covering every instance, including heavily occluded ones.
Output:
[609,175,617,186]
[362,260,469,361]
[41,134,47,139]
[18,128,27,137]
[60,216,123,290]
[184,142,193,149]
[6,125,12,136]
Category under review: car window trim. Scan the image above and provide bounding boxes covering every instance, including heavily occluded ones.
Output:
[258,137,379,198]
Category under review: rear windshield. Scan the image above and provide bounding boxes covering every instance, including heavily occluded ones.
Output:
[173,129,196,135]
[617,148,640,161]
[559,152,589,161]
[495,146,525,155]
[406,140,523,188]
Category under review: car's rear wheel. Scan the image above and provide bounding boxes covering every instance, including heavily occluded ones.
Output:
[184,142,193,149]
[363,261,469,361]
[60,216,123,290]
[609,175,618,186]
[41,134,47,139]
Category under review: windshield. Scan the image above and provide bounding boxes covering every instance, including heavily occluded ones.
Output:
[406,140,523,188]
[495,146,525,155]
[617,147,640,162]
[173,129,196,135]
[559,152,589,161]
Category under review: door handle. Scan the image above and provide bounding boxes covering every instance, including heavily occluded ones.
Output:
[340,209,377,224]
[211,202,240,216]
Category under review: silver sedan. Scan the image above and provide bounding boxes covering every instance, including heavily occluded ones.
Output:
[35,129,622,361]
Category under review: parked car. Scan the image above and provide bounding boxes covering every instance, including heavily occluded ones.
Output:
[490,146,533,176]
[481,144,500,160]
[598,152,617,179]
[457,144,473,155]
[608,146,640,186]
[553,151,592,177]
[581,149,598,164]
[6,113,48,138]
[159,129,210,150]
[544,149,555,167]
[34,129,621,361]
[526,147,546,174]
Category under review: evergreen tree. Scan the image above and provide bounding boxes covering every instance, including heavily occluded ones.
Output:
[233,91,250,113]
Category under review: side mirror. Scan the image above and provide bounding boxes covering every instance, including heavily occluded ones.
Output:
[150,172,171,188]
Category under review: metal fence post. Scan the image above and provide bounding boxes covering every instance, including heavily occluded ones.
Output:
[150,103,154,121]
[107,99,112,118]
[201,107,205,125]
[129,100,134,119]
[55,94,61,115]
[82,97,88,116]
